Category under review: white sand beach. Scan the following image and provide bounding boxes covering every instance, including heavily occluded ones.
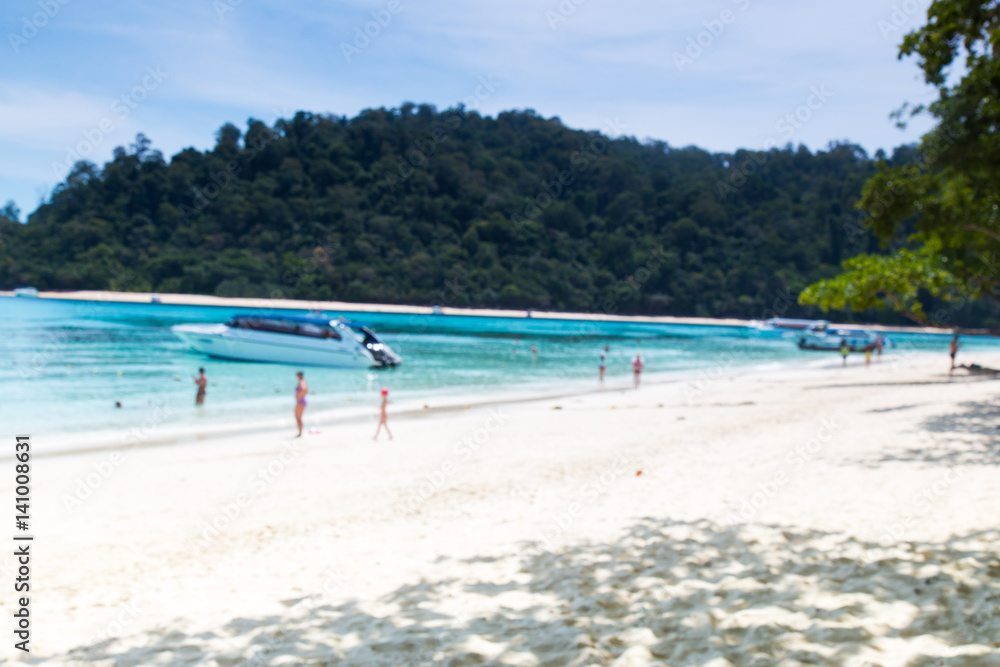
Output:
[5,352,1000,666]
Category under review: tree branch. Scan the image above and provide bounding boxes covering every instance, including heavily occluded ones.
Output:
[880,290,931,327]
[964,224,1000,243]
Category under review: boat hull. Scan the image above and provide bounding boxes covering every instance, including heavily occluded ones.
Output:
[798,341,870,352]
[172,324,376,368]
[796,333,876,352]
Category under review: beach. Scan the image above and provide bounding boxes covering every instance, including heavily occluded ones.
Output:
[5,350,999,666]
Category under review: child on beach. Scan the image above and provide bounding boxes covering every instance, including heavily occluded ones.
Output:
[840,339,849,367]
[374,388,392,440]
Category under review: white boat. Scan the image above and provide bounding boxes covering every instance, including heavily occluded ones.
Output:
[172,314,402,368]
[751,317,828,333]
[797,328,878,352]
[764,317,828,331]
[749,318,828,339]
[13,287,39,298]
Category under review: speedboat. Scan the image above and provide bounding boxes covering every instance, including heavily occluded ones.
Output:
[749,318,828,339]
[172,314,402,368]
[763,318,828,332]
[13,287,39,298]
[797,328,878,352]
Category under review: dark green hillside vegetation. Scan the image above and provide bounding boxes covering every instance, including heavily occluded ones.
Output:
[2,106,995,325]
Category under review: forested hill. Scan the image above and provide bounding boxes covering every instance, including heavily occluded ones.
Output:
[0,105,972,322]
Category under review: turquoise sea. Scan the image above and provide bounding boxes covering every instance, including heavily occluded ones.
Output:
[1,296,996,447]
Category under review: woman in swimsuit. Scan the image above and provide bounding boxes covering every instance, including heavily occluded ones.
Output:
[632,352,644,389]
[295,371,308,437]
[374,388,392,440]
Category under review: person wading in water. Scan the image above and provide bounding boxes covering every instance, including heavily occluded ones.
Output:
[193,368,207,406]
[295,371,308,437]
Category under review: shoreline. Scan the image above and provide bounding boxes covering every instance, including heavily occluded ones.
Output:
[13,348,1000,664]
[0,289,962,335]
[19,347,957,461]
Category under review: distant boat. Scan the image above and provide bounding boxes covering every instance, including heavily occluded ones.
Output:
[797,328,877,352]
[749,318,828,339]
[172,314,402,368]
[756,318,829,332]
[13,287,38,298]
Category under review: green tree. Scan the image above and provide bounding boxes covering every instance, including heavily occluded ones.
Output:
[1,200,19,222]
[801,0,1000,329]
[3,106,996,325]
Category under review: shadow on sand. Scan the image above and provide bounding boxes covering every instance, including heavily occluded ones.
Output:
[57,520,1000,667]
[855,400,1000,468]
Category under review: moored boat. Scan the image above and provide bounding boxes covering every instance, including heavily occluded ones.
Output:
[797,328,878,352]
[172,314,402,368]
[749,318,829,339]
[761,318,829,332]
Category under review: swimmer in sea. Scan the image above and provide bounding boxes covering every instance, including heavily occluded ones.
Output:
[599,344,609,386]
[632,352,644,389]
[193,367,207,405]
[295,371,308,437]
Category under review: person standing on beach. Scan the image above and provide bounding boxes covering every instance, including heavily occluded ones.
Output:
[294,371,308,437]
[599,345,609,386]
[632,352,644,388]
[374,388,392,440]
[864,344,873,367]
[949,334,961,374]
[193,368,207,405]
[840,339,849,367]
[875,335,884,362]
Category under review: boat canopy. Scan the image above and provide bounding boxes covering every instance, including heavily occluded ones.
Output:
[226,314,345,340]
[227,313,369,328]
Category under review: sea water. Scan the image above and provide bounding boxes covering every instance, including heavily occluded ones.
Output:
[0,296,994,445]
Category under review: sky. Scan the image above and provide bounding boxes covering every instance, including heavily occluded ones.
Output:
[0,0,939,220]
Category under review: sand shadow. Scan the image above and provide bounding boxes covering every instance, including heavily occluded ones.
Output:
[57,519,1000,667]
[804,375,999,391]
[855,400,1000,468]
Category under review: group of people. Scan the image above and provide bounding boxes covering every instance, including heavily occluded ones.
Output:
[598,344,646,388]
[190,368,393,439]
[179,330,970,442]
[839,335,886,367]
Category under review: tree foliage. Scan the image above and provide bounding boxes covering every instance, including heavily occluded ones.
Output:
[801,0,1000,328]
[0,106,994,324]
[798,244,964,325]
